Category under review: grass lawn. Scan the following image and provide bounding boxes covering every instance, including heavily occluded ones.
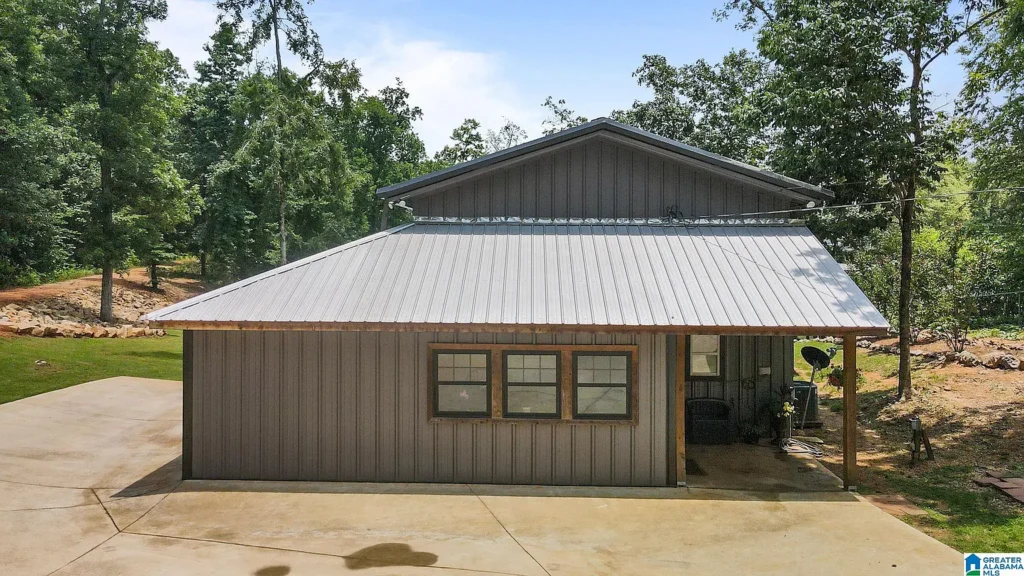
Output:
[0,331,183,404]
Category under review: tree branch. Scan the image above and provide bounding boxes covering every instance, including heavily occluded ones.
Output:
[748,0,776,23]
[922,6,1007,71]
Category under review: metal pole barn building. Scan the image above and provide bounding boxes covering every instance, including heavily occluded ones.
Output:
[147,118,887,488]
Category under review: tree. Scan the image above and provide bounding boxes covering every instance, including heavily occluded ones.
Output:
[541,97,588,135]
[217,0,324,264]
[720,0,1006,400]
[39,0,193,322]
[0,0,74,287]
[435,118,486,165]
[484,118,527,153]
[614,51,773,165]
[177,21,252,278]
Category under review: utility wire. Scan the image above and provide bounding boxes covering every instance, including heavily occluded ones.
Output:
[704,186,1024,220]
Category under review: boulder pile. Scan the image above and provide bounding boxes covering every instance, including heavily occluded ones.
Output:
[0,297,166,339]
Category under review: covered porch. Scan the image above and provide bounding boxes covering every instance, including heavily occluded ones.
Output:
[671,333,863,491]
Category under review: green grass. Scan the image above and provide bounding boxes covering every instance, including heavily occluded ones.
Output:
[884,466,1024,552]
[0,331,183,404]
[794,339,904,381]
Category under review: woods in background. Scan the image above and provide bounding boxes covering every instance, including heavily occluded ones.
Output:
[2,0,1023,397]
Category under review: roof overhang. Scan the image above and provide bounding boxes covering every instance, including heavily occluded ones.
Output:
[376,118,833,204]
[148,319,889,337]
[146,222,889,335]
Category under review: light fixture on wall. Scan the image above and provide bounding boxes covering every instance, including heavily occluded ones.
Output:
[389,199,413,212]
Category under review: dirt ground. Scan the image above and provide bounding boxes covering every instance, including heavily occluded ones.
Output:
[0,267,204,329]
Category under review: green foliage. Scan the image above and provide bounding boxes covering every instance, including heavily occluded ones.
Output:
[541,97,588,135]
[435,118,486,165]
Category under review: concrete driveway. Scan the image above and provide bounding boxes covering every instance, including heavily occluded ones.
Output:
[0,377,961,575]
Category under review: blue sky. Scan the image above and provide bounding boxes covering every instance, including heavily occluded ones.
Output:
[151,0,968,153]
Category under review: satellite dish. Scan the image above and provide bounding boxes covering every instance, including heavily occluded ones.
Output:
[801,346,832,382]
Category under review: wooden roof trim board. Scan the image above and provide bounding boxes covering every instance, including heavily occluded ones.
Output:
[147,319,890,337]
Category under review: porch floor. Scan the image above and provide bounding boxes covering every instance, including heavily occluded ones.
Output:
[686,443,843,492]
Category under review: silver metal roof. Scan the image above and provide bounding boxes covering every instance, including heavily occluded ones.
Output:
[376,118,833,202]
[147,222,888,334]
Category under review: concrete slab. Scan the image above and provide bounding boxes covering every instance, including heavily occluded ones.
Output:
[53,533,518,576]
[686,443,843,492]
[0,377,964,576]
[126,481,548,576]
[0,377,182,489]
[478,494,961,575]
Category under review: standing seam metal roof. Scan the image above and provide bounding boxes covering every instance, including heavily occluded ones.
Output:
[146,222,889,333]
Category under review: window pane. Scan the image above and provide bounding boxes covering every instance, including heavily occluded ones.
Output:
[508,368,523,383]
[506,386,558,415]
[611,356,627,370]
[470,368,487,381]
[691,353,719,376]
[470,354,487,368]
[578,356,593,369]
[541,355,556,369]
[576,386,628,416]
[611,369,627,384]
[454,367,471,381]
[523,355,541,368]
[540,368,557,383]
[593,356,611,370]
[594,368,610,384]
[454,354,471,367]
[524,368,540,382]
[507,355,524,368]
[438,354,453,368]
[437,384,488,414]
[438,367,455,382]
[691,335,720,354]
[578,368,593,383]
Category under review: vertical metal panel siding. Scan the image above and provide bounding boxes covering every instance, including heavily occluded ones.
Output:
[412,137,796,220]
[190,330,668,486]
[682,335,794,432]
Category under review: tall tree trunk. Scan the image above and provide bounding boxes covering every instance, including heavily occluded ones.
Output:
[279,179,287,264]
[100,265,114,323]
[149,261,158,289]
[99,150,115,323]
[199,250,207,279]
[898,50,925,401]
[271,1,287,265]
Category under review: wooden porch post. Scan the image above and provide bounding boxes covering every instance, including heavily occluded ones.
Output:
[843,335,858,490]
[675,335,687,486]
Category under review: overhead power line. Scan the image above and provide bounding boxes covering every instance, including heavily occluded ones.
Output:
[709,186,1024,220]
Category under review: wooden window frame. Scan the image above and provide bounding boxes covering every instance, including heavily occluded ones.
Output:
[686,335,723,381]
[502,350,561,419]
[430,349,492,418]
[427,343,638,425]
[571,351,633,421]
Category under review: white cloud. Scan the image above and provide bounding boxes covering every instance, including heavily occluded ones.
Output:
[150,0,541,153]
[348,30,544,153]
[149,0,220,78]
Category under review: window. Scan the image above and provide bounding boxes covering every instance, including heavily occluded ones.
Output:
[689,335,721,378]
[433,351,490,417]
[503,352,560,418]
[573,352,631,419]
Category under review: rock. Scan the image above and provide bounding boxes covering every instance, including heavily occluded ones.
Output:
[34,360,48,366]
[15,322,37,335]
[915,329,938,344]
[128,327,147,338]
[980,352,1020,370]
[955,351,980,367]
[0,320,17,333]
[30,326,46,337]
[91,326,108,338]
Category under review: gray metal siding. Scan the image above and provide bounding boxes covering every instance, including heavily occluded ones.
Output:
[189,330,668,486]
[684,335,794,433]
[410,137,796,220]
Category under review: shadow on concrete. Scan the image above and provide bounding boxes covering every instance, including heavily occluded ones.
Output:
[343,543,438,570]
[253,566,290,576]
[112,456,182,498]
